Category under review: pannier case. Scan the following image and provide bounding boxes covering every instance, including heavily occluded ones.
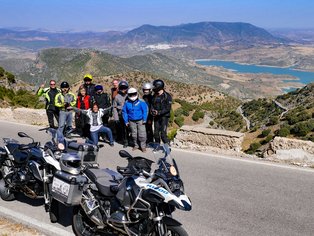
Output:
[67,142,99,165]
[51,170,87,206]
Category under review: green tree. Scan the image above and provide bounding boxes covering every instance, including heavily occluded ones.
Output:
[0,67,4,77]
[5,71,15,84]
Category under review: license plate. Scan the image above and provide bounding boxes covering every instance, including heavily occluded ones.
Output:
[52,177,70,197]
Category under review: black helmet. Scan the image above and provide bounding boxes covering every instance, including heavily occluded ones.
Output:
[152,79,164,92]
[60,81,70,89]
[118,80,129,90]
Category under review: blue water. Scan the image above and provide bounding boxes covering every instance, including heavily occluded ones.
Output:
[196,60,314,85]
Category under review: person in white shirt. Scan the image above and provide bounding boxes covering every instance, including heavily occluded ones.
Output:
[71,103,114,146]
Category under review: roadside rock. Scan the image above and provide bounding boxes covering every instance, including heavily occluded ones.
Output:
[266,137,314,166]
[0,108,47,126]
[173,125,244,152]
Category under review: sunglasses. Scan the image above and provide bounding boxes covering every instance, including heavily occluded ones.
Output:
[50,83,56,85]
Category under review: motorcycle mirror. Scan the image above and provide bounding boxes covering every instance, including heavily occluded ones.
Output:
[18,132,34,143]
[119,150,133,159]
[18,132,30,138]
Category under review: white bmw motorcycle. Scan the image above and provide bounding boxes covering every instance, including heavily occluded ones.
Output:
[71,143,192,236]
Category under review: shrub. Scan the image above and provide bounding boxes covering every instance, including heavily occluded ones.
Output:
[192,109,205,121]
[277,127,290,137]
[169,109,174,125]
[0,67,4,77]
[174,116,184,127]
[260,129,271,138]
[245,142,262,154]
[268,116,279,125]
[291,123,311,137]
[5,71,15,84]
[167,128,178,141]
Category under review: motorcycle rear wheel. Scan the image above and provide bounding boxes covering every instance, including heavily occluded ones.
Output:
[0,178,15,201]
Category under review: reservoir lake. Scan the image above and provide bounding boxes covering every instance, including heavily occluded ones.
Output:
[196,60,314,85]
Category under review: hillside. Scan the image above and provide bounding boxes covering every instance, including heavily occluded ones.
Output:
[241,83,314,153]
[11,47,302,100]
[15,48,224,90]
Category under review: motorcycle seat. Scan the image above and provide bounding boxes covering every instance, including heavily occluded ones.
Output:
[85,168,120,197]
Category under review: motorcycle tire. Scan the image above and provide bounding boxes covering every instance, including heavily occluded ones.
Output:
[164,225,189,236]
[73,206,121,236]
[0,178,15,201]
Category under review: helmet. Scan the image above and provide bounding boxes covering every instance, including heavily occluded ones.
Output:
[84,74,93,81]
[60,81,70,89]
[142,82,152,95]
[60,152,81,175]
[152,79,164,92]
[127,87,138,101]
[95,85,103,91]
[118,80,129,90]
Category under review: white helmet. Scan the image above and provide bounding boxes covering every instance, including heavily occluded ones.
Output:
[128,87,138,101]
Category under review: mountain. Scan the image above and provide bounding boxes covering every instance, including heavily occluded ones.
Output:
[0,22,284,52]
[118,22,283,46]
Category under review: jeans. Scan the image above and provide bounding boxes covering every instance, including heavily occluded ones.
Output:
[58,110,73,134]
[89,126,113,145]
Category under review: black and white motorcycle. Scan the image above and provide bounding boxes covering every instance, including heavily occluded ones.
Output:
[0,131,61,202]
[68,143,192,236]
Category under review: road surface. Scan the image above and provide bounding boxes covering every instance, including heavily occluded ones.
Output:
[0,120,313,236]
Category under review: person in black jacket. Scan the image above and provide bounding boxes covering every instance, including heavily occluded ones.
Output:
[37,80,60,128]
[79,74,96,98]
[93,85,111,125]
[151,79,172,144]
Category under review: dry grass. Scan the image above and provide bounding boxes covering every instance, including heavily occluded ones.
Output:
[0,217,44,236]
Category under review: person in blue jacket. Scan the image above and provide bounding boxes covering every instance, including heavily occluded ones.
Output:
[122,87,148,152]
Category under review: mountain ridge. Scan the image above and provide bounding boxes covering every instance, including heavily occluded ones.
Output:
[0,21,285,51]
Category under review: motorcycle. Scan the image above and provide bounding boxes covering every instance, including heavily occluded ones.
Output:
[0,131,60,203]
[68,143,191,236]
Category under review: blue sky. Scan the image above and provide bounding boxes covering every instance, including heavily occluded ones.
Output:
[1,0,313,31]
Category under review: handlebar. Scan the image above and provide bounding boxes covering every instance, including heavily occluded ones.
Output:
[19,142,40,150]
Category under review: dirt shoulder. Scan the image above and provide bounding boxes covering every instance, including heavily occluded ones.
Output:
[0,217,46,236]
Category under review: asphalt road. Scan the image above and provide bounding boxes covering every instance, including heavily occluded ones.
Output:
[0,120,314,236]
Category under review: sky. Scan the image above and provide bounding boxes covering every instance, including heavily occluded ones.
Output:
[1,0,313,32]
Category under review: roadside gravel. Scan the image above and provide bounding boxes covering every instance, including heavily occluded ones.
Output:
[0,217,46,236]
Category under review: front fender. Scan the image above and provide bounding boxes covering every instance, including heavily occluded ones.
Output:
[163,216,182,227]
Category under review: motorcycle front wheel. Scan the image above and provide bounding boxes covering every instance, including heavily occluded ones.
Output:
[163,225,188,236]
[0,178,15,201]
[72,206,120,236]
[72,206,99,236]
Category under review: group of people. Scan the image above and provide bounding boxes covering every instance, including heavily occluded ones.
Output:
[37,74,172,152]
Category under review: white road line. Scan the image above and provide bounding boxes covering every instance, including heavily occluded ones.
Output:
[172,147,314,173]
[0,205,73,236]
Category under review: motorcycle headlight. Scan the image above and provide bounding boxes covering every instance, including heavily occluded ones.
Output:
[58,143,65,151]
[169,165,177,176]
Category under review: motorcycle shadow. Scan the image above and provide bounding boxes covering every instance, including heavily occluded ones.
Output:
[14,194,73,227]
[15,193,45,207]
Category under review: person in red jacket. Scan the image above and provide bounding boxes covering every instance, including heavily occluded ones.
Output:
[76,87,92,138]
